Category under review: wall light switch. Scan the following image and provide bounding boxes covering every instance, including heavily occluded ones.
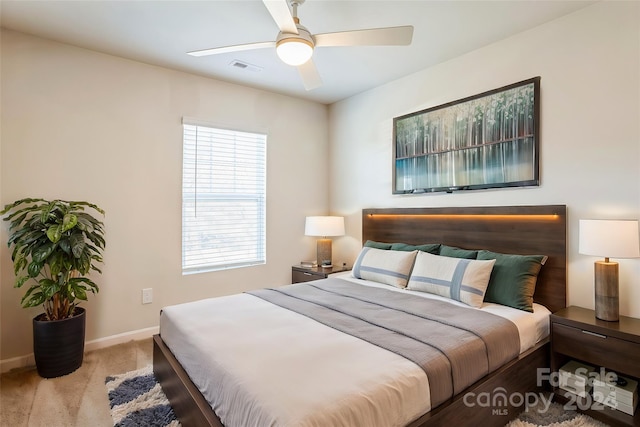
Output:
[142,288,153,304]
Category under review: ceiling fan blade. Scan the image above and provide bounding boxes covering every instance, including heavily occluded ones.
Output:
[263,0,298,34]
[187,41,275,57]
[298,59,322,91]
[314,25,414,47]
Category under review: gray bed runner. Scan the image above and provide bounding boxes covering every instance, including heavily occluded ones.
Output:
[248,278,520,407]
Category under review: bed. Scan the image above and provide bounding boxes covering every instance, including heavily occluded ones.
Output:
[154,205,567,427]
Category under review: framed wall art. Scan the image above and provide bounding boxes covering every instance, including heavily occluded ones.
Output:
[393,77,540,194]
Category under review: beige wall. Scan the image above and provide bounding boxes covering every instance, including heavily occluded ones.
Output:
[0,29,328,360]
[328,2,640,317]
[2,1,639,363]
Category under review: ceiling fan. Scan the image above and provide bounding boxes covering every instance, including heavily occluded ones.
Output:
[187,0,413,91]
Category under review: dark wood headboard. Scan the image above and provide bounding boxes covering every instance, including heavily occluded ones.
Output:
[362,205,567,313]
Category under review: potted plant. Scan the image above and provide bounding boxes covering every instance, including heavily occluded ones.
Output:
[1,198,105,378]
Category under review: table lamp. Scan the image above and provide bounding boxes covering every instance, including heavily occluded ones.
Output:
[305,216,345,267]
[579,219,640,321]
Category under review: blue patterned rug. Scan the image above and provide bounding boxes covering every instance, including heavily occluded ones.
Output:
[105,366,180,427]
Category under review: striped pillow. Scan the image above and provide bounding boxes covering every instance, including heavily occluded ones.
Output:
[352,247,417,288]
[407,251,496,308]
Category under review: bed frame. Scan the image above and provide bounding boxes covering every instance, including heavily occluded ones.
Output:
[154,204,567,427]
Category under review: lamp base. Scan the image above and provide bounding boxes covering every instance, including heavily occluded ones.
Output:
[317,238,332,267]
[594,260,619,322]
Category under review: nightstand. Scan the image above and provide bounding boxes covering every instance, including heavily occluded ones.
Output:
[550,306,640,426]
[291,265,350,284]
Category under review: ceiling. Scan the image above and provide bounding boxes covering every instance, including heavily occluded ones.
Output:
[0,0,595,105]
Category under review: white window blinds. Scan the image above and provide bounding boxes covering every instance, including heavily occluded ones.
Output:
[182,122,266,273]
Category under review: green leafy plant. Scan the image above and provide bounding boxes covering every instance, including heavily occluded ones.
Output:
[1,198,105,320]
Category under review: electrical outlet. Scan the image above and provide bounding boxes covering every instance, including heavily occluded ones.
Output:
[142,288,153,304]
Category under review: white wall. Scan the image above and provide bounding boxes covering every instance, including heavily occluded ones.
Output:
[329,2,640,317]
[0,29,328,361]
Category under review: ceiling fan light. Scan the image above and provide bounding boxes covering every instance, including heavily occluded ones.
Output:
[276,38,313,66]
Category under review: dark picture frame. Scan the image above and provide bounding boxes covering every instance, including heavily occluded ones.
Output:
[393,77,540,194]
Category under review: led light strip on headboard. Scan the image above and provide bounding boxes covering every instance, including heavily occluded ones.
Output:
[366,214,560,220]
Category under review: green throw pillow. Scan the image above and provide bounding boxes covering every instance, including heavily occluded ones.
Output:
[477,250,547,312]
[390,242,440,254]
[364,240,393,250]
[439,245,478,259]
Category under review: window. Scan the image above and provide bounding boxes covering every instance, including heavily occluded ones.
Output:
[182,120,266,273]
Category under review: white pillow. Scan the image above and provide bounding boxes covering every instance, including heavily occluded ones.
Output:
[407,251,496,308]
[352,247,417,288]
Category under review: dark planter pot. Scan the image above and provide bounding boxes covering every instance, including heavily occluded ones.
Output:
[33,307,86,378]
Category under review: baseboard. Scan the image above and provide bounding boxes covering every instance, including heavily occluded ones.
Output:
[0,325,159,374]
[84,326,159,353]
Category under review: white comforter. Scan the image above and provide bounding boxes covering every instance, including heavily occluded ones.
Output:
[159,274,550,427]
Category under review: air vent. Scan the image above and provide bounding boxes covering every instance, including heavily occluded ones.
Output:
[229,60,263,72]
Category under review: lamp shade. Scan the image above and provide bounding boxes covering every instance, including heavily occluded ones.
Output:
[579,219,640,258]
[305,216,345,237]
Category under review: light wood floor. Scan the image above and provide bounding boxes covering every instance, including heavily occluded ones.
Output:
[0,338,152,427]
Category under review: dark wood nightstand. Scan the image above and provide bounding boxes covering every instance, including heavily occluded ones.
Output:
[550,306,640,426]
[291,265,350,284]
